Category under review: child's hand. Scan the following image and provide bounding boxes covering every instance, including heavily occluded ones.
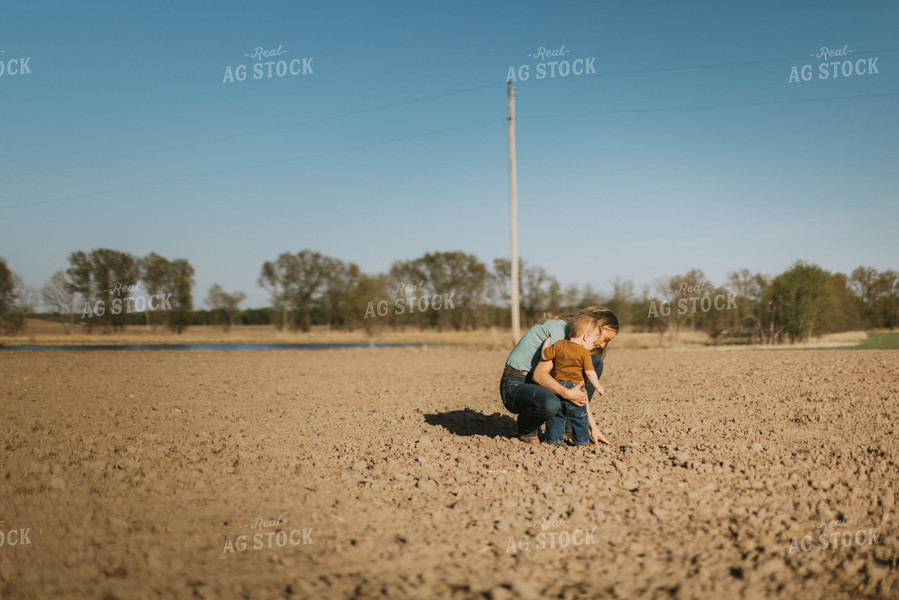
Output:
[595,384,605,397]
[540,336,552,360]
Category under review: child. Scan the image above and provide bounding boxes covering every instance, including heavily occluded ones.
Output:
[541,314,612,446]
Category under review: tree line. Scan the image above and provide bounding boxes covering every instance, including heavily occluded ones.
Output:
[1,250,897,344]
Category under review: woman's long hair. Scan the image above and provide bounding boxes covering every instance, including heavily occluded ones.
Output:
[541,305,619,359]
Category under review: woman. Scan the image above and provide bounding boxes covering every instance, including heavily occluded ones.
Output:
[499,307,619,445]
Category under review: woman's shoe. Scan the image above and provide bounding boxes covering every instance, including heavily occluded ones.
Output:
[519,432,541,444]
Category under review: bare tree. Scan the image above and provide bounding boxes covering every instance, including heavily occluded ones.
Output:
[259,253,298,331]
[0,258,30,335]
[66,249,139,333]
[206,284,246,331]
[317,257,361,330]
[166,259,195,334]
[141,252,171,329]
[41,270,76,332]
[390,251,488,331]
[608,277,635,327]
[258,250,327,332]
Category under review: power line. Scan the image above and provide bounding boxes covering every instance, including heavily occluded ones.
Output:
[0,82,501,182]
[4,50,897,210]
[4,89,895,212]
[0,118,504,211]
[584,47,899,79]
[6,47,896,181]
[7,47,897,181]
[519,91,899,121]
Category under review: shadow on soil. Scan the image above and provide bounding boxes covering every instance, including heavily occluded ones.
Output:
[424,408,518,439]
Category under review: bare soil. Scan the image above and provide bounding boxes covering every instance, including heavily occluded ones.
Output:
[6,319,871,350]
[0,347,896,599]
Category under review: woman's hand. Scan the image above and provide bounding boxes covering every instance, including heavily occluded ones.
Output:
[532,360,588,405]
[590,422,611,446]
[587,404,610,446]
[564,383,589,406]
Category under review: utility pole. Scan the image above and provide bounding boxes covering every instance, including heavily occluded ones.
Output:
[508,82,521,343]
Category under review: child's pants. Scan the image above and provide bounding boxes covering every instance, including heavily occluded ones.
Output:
[544,380,590,445]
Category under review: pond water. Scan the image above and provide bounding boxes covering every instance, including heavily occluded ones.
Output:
[2,343,418,352]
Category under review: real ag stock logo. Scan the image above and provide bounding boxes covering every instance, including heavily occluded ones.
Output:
[363,280,456,319]
[222,44,314,83]
[0,49,32,78]
[506,44,597,83]
[788,517,881,554]
[647,281,737,319]
[0,521,32,548]
[788,44,880,83]
[80,280,175,318]
[505,516,598,553]
[222,515,313,554]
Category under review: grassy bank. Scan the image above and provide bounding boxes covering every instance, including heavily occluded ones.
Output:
[3,319,893,351]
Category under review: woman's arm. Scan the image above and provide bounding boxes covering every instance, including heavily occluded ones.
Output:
[586,400,611,446]
[532,360,588,406]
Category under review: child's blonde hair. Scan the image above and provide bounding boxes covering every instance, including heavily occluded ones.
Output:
[569,314,599,339]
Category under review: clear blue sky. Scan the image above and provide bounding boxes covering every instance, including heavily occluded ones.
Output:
[2,0,897,308]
